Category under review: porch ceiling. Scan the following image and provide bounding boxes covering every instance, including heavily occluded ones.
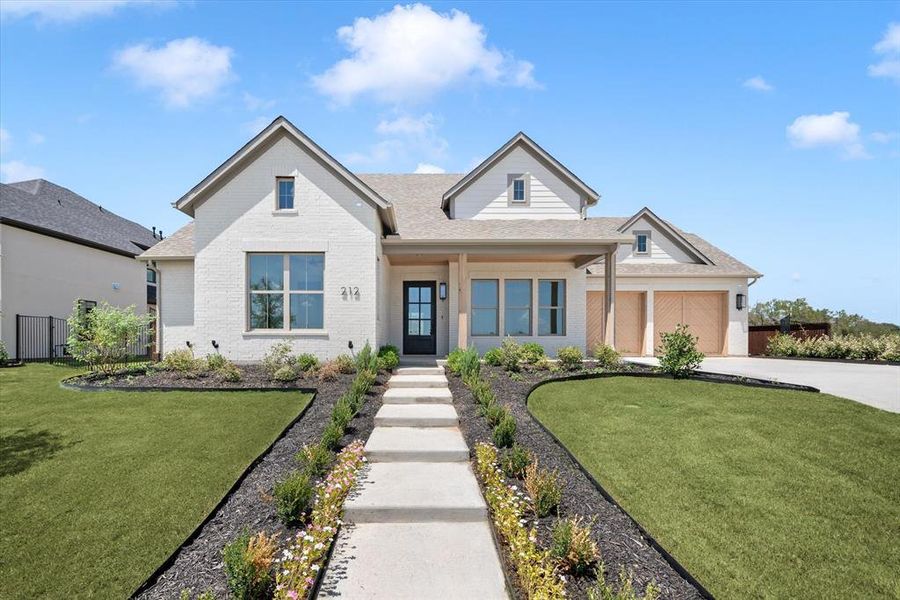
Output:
[382,239,621,267]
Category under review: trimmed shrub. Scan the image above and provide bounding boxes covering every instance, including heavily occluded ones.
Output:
[468,378,495,406]
[524,461,562,517]
[592,343,621,370]
[557,346,585,371]
[480,400,507,428]
[492,413,517,448]
[295,353,319,373]
[377,345,400,371]
[331,398,355,431]
[766,333,798,357]
[354,342,379,373]
[550,517,599,575]
[501,443,533,479]
[273,365,298,382]
[483,348,503,366]
[320,422,344,450]
[0,341,8,362]
[206,353,227,371]
[587,565,661,600]
[499,338,522,372]
[657,324,705,378]
[262,342,293,376]
[161,349,199,373]
[317,361,340,382]
[222,530,277,599]
[296,444,333,478]
[333,353,356,374]
[220,363,242,383]
[273,471,314,525]
[446,347,467,375]
[519,342,546,364]
[459,346,481,381]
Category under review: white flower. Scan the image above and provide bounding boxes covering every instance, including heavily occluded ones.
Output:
[311,564,321,571]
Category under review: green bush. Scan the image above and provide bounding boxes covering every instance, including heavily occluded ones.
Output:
[0,340,8,362]
[480,400,507,428]
[66,300,154,374]
[483,348,502,366]
[273,471,314,525]
[499,338,522,372]
[557,346,585,371]
[295,353,319,373]
[273,365,298,382]
[501,443,533,479]
[550,517,599,575]
[446,347,466,374]
[766,332,900,362]
[592,343,621,370]
[524,461,562,517]
[317,361,340,381]
[657,324,705,378]
[492,414,517,448]
[766,333,798,357]
[160,349,200,373]
[354,342,379,372]
[468,378,495,406]
[206,353,227,371]
[222,530,277,600]
[331,397,355,431]
[377,345,400,371]
[458,346,481,381]
[320,422,344,450]
[296,444,333,478]
[262,342,293,376]
[519,342,546,364]
[220,363,242,383]
[333,353,356,374]
[586,565,661,600]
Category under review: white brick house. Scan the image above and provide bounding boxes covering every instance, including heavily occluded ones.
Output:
[141,117,761,361]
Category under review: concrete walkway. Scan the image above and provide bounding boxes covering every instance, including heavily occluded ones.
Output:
[319,366,507,599]
[628,356,900,413]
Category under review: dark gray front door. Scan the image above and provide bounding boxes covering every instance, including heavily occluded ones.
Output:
[403,281,436,355]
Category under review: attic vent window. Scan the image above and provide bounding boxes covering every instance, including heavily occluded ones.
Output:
[277,177,295,210]
[635,232,650,255]
[507,174,529,205]
[513,179,525,201]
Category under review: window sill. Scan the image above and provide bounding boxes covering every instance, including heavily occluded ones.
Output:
[272,209,298,216]
[242,329,328,337]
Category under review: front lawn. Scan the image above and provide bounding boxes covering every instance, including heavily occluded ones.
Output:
[0,364,311,599]
[529,376,900,599]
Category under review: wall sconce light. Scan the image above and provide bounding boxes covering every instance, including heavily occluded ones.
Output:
[185,341,193,348]
[348,340,354,350]
[211,340,219,349]
[439,282,447,300]
[736,293,746,311]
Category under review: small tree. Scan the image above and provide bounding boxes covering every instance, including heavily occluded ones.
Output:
[657,323,704,378]
[67,301,153,374]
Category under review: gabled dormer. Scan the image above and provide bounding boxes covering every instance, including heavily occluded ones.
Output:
[441,132,600,221]
[616,207,713,265]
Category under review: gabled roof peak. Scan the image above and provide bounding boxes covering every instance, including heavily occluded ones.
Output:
[618,206,713,265]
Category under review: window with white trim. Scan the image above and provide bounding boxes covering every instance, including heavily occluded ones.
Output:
[471,279,499,336]
[504,279,532,336]
[277,177,295,210]
[538,279,566,336]
[248,253,324,330]
[635,231,650,255]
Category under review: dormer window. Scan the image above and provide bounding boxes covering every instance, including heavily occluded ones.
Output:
[277,177,295,210]
[508,174,529,205]
[635,231,650,255]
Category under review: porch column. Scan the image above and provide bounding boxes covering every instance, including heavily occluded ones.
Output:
[604,248,616,347]
[457,253,469,349]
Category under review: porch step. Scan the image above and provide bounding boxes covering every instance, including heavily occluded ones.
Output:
[382,387,453,404]
[365,426,468,462]
[320,521,508,599]
[374,404,459,427]
[344,462,486,523]
[388,374,448,389]
[394,366,445,376]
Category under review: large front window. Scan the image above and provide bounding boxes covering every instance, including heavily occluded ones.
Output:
[538,279,566,336]
[471,279,499,336]
[248,253,324,330]
[504,279,532,336]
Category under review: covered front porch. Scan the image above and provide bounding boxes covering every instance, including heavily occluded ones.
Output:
[381,240,622,357]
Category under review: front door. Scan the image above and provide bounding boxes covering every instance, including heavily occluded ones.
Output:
[403,281,437,355]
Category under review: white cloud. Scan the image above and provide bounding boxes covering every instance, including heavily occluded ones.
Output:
[113,37,234,108]
[786,111,869,159]
[312,3,539,105]
[0,128,10,154]
[1,0,130,22]
[869,22,900,83]
[242,115,274,135]
[742,76,774,92]
[0,160,45,182]
[242,92,276,112]
[414,163,446,174]
[28,132,46,145]
[376,113,437,136]
[870,131,899,144]
[346,112,448,168]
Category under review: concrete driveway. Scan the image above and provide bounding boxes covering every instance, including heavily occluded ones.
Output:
[628,356,900,413]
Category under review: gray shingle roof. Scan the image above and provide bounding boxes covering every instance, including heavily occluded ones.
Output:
[140,173,760,277]
[0,179,160,256]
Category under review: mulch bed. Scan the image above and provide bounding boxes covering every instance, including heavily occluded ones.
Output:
[71,364,322,390]
[131,370,386,600]
[449,365,705,600]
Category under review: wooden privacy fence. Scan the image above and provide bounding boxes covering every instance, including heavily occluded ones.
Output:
[748,322,831,356]
[15,314,153,364]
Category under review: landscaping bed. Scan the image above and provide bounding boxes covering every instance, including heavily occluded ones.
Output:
[68,363,322,390]
[450,366,705,600]
[135,370,386,599]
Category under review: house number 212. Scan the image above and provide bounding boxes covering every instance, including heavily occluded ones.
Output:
[341,286,360,299]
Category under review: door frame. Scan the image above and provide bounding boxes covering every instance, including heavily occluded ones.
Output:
[402,281,437,355]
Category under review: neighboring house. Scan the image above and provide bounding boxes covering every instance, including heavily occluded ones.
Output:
[140,116,760,361]
[0,179,161,359]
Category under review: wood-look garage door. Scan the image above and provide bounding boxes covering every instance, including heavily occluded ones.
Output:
[585,291,646,355]
[654,292,727,355]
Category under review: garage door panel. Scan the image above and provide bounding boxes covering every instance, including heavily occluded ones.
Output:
[655,292,726,356]
[615,292,644,355]
[586,292,605,352]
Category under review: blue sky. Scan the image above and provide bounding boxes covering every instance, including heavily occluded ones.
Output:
[1,1,898,322]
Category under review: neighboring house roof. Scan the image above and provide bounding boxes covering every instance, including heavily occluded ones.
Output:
[173,116,398,232]
[360,174,623,242]
[440,132,600,210]
[139,222,194,260]
[0,179,160,257]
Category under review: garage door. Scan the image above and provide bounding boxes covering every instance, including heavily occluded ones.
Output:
[654,292,726,355]
[585,291,646,355]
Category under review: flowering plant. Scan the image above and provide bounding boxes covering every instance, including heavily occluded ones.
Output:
[274,441,366,599]
[474,443,566,600]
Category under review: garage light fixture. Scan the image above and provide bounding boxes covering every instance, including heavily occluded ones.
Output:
[736,293,746,311]
[439,282,447,300]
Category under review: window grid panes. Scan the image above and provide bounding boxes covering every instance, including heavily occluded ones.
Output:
[277,178,295,210]
[636,234,648,254]
[471,279,499,336]
[406,285,433,337]
[512,179,526,202]
[504,279,532,336]
[248,253,324,330]
[538,279,566,336]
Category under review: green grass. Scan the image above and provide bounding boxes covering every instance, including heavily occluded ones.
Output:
[529,377,900,599]
[0,364,311,599]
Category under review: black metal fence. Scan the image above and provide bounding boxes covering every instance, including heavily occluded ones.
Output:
[15,314,153,365]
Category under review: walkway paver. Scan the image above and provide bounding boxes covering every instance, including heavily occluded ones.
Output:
[321,363,508,599]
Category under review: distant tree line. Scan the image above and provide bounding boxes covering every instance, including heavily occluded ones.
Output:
[749,298,899,336]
